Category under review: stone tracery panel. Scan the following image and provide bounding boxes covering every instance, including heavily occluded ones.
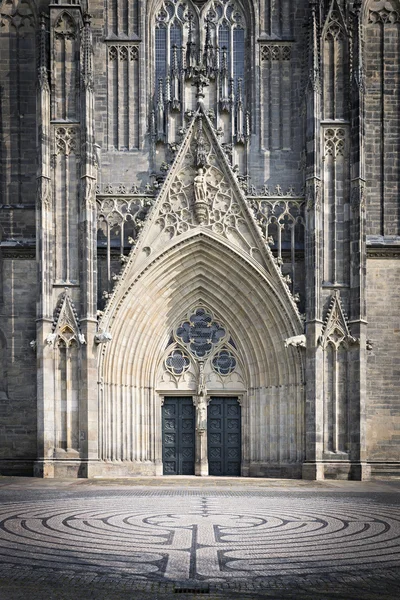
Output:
[152,0,248,170]
[0,0,36,204]
[157,307,245,394]
[107,43,139,150]
[250,197,305,293]
[97,195,153,290]
[260,43,293,151]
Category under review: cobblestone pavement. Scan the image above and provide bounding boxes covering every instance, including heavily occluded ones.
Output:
[0,477,399,599]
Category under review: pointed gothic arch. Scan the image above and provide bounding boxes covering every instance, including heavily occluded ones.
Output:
[97,230,305,474]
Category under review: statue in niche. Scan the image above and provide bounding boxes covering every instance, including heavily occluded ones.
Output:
[194,168,207,204]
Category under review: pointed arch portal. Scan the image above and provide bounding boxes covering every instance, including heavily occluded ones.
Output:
[97,230,305,477]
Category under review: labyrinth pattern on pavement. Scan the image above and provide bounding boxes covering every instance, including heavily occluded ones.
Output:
[0,495,399,583]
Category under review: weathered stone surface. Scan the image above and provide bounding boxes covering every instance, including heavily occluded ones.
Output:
[0,0,399,480]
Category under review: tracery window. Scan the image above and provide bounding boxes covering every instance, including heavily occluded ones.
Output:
[155,1,185,86]
[164,307,239,378]
[176,307,226,358]
[153,0,247,108]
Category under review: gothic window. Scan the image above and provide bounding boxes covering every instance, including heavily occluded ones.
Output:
[170,308,237,376]
[155,1,186,88]
[176,307,226,358]
[153,0,247,102]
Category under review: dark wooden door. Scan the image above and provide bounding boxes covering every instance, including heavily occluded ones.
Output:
[162,397,195,475]
[207,397,241,476]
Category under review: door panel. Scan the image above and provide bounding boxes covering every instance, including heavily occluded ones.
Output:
[208,397,241,476]
[162,397,195,475]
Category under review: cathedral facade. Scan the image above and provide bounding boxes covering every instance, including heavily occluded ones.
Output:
[0,0,399,479]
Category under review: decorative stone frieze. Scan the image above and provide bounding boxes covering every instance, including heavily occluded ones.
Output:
[108,44,139,61]
[260,44,292,61]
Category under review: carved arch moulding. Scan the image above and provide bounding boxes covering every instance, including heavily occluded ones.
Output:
[367,0,400,23]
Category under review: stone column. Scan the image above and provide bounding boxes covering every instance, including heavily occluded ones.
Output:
[194,395,209,476]
[302,1,324,480]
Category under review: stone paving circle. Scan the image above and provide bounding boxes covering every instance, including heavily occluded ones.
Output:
[0,478,400,599]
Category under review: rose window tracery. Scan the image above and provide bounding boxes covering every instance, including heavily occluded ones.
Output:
[164,308,238,380]
[176,307,226,358]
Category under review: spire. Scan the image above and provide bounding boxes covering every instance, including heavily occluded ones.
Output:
[185,12,197,78]
[202,17,215,78]
[156,79,165,142]
[236,79,244,144]
[308,0,321,92]
[81,13,93,91]
[220,46,229,111]
[171,44,180,111]
[351,0,364,93]
[38,14,49,91]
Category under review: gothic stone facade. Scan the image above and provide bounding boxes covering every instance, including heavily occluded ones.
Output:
[0,0,399,479]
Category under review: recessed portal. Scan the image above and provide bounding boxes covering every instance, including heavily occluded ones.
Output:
[208,397,241,476]
[162,397,195,475]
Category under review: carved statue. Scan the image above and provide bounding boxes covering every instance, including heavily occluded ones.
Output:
[194,168,207,204]
[196,397,207,430]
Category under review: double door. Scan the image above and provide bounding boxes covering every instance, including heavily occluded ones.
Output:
[162,396,241,476]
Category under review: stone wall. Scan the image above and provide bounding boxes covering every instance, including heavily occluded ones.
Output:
[0,254,37,475]
[366,257,400,471]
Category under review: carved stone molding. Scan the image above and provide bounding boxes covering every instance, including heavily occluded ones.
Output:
[97,183,156,195]
[36,177,52,211]
[369,1,399,24]
[260,45,292,61]
[320,291,358,349]
[350,182,366,213]
[306,180,321,212]
[47,289,85,348]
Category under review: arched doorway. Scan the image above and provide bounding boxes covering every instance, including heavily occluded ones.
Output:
[97,232,305,478]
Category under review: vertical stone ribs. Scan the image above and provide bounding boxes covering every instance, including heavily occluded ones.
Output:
[107,44,139,150]
[260,44,292,151]
[365,0,400,236]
